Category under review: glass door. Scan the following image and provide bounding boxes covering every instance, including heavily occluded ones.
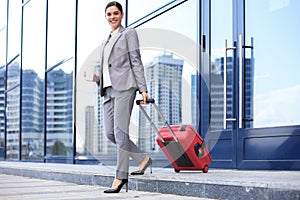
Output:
[201,0,238,168]
[202,0,300,169]
[237,0,300,169]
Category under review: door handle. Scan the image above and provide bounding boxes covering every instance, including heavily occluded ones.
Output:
[238,35,243,129]
[223,39,236,129]
[239,34,254,128]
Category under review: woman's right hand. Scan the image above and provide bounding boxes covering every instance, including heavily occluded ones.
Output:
[140,92,150,104]
[92,74,100,83]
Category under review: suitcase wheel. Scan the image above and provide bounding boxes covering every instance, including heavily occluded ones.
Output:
[174,169,180,173]
[202,165,209,173]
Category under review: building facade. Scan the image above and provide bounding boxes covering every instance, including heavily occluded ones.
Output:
[21,69,44,160]
[138,54,183,152]
[0,0,299,170]
[46,69,73,156]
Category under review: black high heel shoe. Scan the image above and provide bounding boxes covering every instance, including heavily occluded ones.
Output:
[103,179,128,193]
[130,157,152,175]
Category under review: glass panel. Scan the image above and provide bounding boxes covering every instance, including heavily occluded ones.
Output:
[6,0,22,160]
[0,0,6,65]
[132,0,198,154]
[76,0,124,157]
[0,69,4,154]
[46,64,73,157]
[46,0,75,158]
[210,0,233,131]
[7,0,21,60]
[127,0,174,25]
[6,61,21,160]
[0,0,7,156]
[47,0,75,70]
[21,0,46,160]
[246,0,300,128]
[77,1,107,157]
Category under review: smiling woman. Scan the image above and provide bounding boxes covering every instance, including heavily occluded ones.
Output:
[92,1,152,194]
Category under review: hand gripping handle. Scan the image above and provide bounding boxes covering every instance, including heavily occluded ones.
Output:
[136,98,155,105]
[136,98,178,143]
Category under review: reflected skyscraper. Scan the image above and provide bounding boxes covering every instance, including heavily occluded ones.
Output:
[85,106,95,155]
[191,74,199,129]
[0,67,5,149]
[22,69,44,159]
[46,69,73,155]
[138,54,183,152]
[210,56,253,130]
[0,64,45,159]
[0,64,74,158]
[3,63,21,159]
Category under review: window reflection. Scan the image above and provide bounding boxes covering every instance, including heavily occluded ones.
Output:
[21,0,46,161]
[46,64,73,157]
[76,0,109,157]
[127,0,175,25]
[6,61,20,160]
[47,0,75,70]
[210,0,232,131]
[0,1,7,154]
[246,0,300,128]
[5,0,21,160]
[46,0,75,159]
[137,52,184,152]
[76,0,197,161]
[132,0,198,154]
[0,68,4,151]
[7,0,21,60]
[21,69,44,160]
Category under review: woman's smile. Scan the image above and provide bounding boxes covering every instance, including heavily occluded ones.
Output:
[106,6,123,31]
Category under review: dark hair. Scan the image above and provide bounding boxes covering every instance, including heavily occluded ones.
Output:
[105,1,123,14]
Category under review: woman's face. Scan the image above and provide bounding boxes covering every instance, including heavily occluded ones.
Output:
[105,5,124,31]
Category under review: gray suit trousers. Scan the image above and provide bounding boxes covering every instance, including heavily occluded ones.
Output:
[103,87,146,179]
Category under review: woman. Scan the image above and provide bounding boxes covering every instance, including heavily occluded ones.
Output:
[93,1,152,193]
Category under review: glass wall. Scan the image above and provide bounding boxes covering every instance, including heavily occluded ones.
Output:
[0,0,298,169]
[0,0,199,163]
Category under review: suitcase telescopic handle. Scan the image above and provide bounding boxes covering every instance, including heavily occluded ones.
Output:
[136,98,178,143]
[136,98,155,105]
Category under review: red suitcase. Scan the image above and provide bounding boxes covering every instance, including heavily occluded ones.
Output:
[137,99,212,173]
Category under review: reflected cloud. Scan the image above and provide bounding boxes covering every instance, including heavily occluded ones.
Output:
[269,0,290,11]
[254,73,271,80]
[254,84,300,127]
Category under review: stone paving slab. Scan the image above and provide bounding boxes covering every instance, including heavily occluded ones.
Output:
[0,174,214,200]
[0,161,299,200]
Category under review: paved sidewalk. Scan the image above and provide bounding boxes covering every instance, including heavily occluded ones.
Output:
[0,174,214,200]
[0,161,299,199]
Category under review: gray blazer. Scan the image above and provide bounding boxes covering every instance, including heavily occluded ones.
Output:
[98,26,147,97]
